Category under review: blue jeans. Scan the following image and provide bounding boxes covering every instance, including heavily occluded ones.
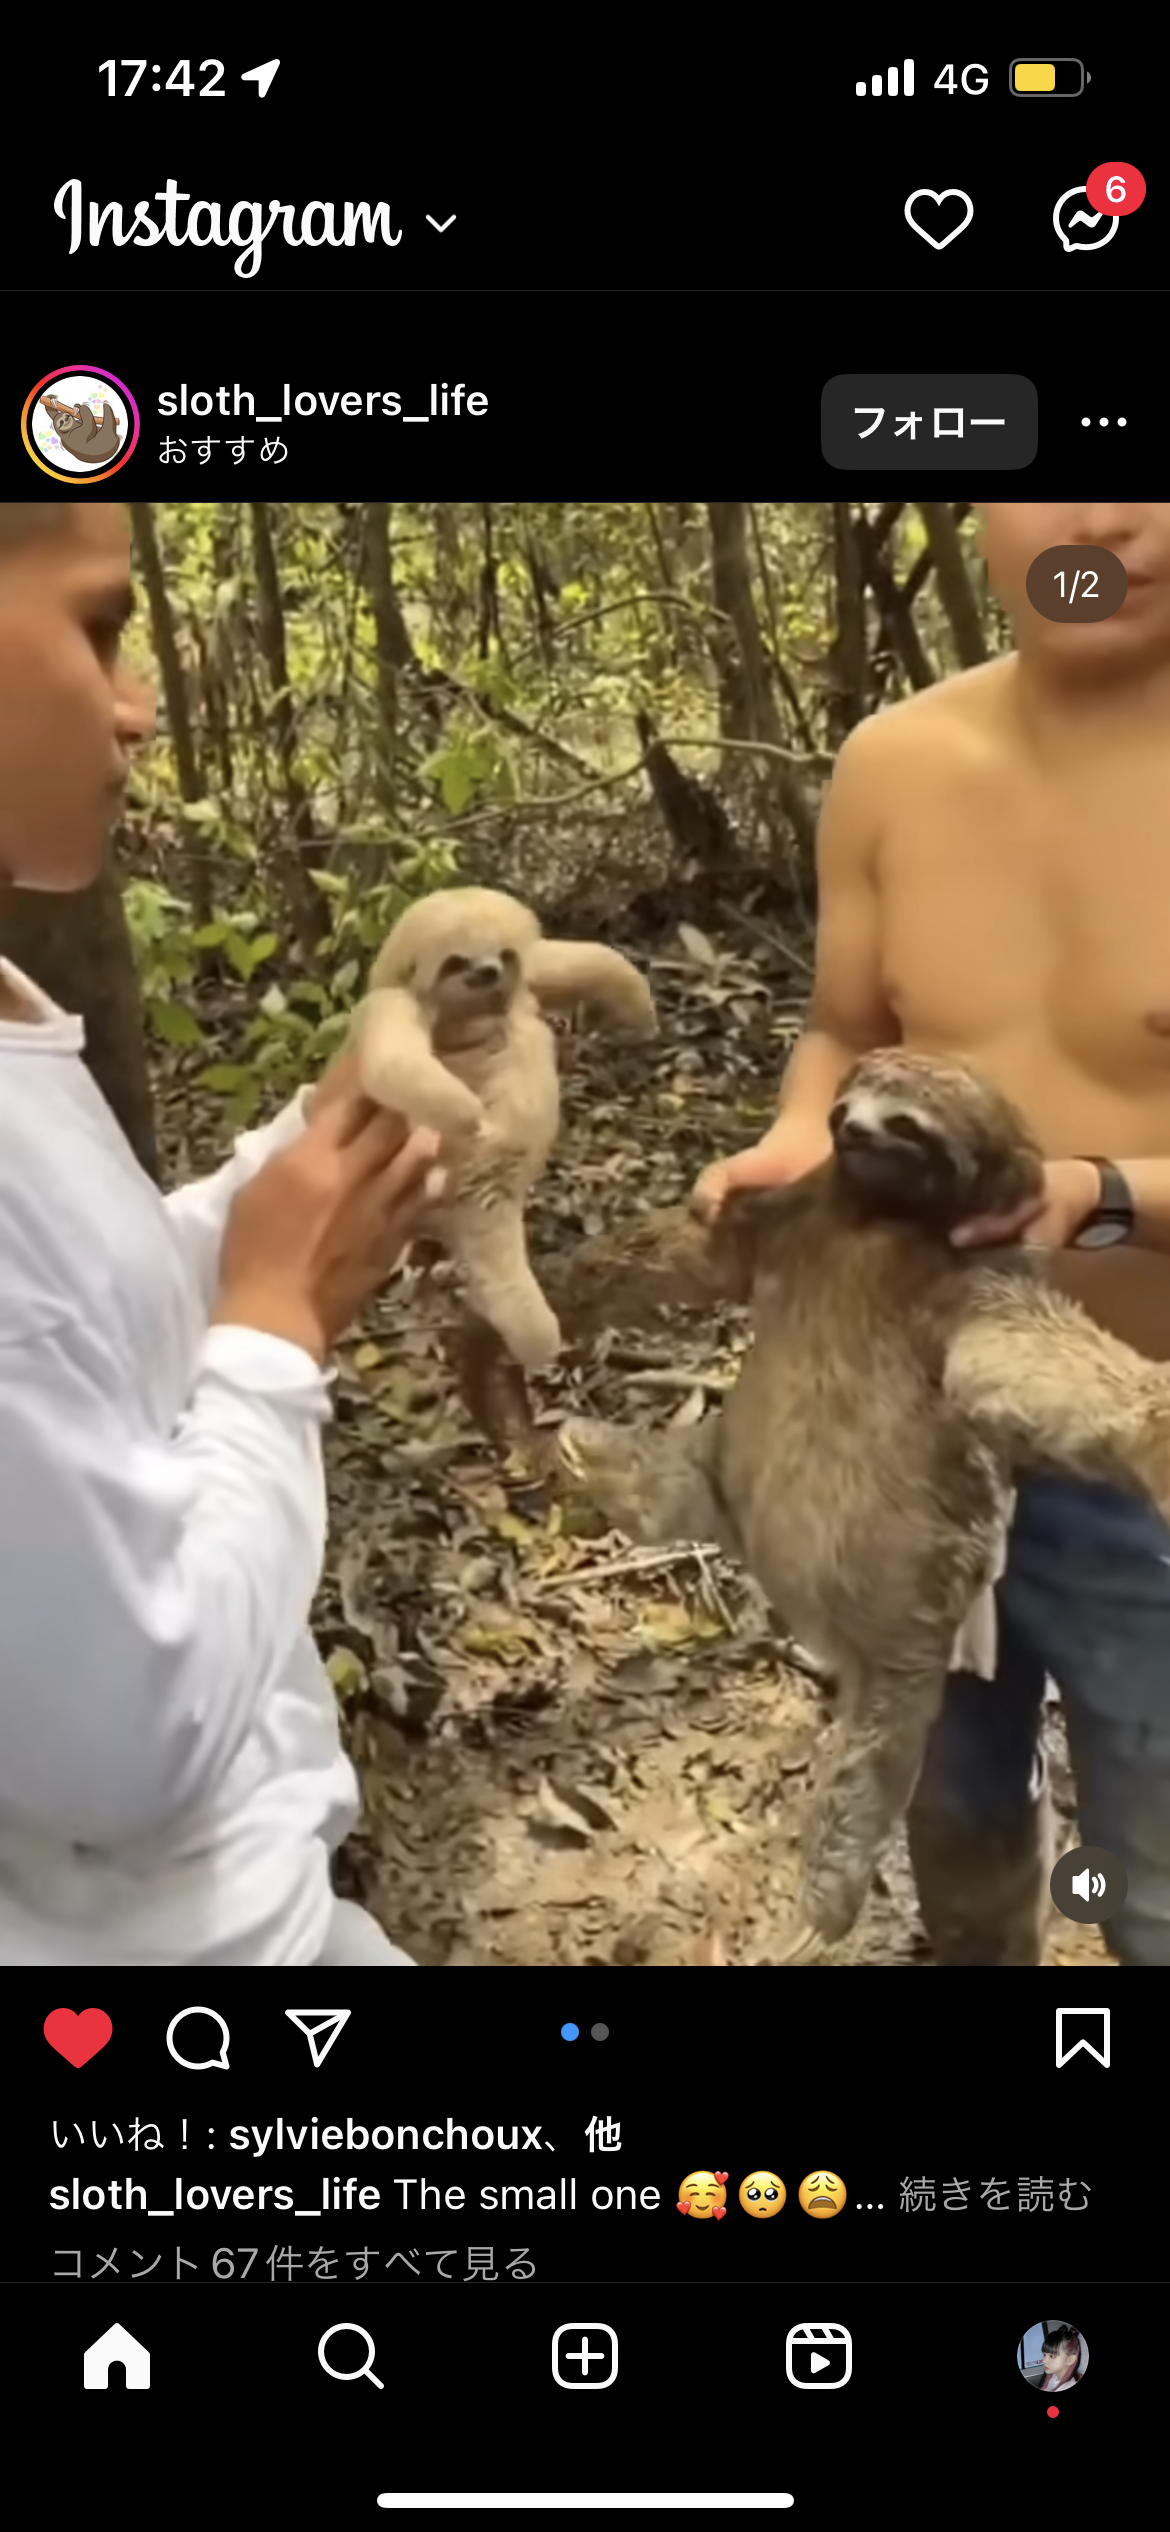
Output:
[908,1477,1170,1966]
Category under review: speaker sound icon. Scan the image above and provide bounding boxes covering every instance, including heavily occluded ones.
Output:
[1051,1843,1125,1922]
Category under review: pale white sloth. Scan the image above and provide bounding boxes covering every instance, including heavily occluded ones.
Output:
[351,887,657,1370]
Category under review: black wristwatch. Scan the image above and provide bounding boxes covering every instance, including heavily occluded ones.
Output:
[1070,1157,1136,1250]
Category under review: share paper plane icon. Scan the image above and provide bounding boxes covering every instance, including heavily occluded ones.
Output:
[241,59,281,99]
[285,2008,351,2068]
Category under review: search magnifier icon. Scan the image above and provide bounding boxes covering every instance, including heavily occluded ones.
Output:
[318,2324,384,2389]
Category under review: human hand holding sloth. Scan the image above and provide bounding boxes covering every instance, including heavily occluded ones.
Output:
[337,887,657,1372]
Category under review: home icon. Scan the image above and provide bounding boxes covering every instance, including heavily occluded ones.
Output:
[83,2322,150,2388]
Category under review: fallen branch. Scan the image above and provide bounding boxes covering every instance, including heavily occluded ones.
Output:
[531,1542,723,1593]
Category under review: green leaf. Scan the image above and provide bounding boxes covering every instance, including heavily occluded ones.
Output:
[227,1082,263,1128]
[149,998,204,1047]
[196,1063,255,1092]
[192,922,228,949]
[223,930,258,979]
[422,744,478,815]
[327,1646,368,1696]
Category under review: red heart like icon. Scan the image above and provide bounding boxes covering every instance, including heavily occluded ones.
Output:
[714,2206,726,2219]
[714,2170,728,2184]
[44,2008,113,2068]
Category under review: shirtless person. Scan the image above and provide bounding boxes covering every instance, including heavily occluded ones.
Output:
[696,501,1170,1968]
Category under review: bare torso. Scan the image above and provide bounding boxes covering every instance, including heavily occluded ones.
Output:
[873,652,1170,1358]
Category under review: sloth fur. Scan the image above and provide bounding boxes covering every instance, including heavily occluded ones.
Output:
[555,1047,1170,1961]
[351,886,656,1370]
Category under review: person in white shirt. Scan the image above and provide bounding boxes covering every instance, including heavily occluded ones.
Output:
[0,500,448,1966]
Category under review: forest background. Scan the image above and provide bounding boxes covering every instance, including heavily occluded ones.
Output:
[5,499,1067,1970]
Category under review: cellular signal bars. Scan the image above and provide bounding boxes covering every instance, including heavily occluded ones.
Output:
[855,61,915,96]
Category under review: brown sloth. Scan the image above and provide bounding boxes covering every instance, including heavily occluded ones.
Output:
[553,1048,1170,1962]
[39,394,123,464]
[351,886,656,1371]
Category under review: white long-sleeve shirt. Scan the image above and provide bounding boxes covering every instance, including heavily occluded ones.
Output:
[0,956,358,1965]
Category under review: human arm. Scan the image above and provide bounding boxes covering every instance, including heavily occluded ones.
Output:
[693,719,900,1209]
[771,718,900,1136]
[162,1088,314,1315]
[164,1020,451,1315]
[952,1156,1170,1256]
[0,1309,332,1845]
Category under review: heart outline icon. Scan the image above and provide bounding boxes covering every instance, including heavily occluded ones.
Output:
[44,2007,113,2067]
[904,188,974,249]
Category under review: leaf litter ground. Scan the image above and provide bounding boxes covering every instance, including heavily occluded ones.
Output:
[157,919,1109,1970]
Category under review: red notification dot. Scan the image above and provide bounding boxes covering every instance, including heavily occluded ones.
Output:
[1086,161,1146,216]
[1047,2406,1059,2418]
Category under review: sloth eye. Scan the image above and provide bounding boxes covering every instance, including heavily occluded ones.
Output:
[884,1112,934,1146]
[438,954,470,979]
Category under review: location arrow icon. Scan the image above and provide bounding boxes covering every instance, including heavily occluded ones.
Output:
[241,60,281,99]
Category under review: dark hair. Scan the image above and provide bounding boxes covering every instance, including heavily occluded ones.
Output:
[1041,2323,1080,2356]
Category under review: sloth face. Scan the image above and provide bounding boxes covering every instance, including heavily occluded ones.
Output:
[828,1050,1045,1228]
[424,943,521,1019]
[376,887,541,1019]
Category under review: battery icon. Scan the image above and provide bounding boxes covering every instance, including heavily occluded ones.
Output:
[1009,58,1087,96]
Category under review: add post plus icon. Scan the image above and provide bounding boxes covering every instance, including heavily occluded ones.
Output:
[552,2324,619,2389]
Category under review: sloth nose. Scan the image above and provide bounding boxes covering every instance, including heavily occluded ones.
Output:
[834,1108,931,1153]
[465,956,503,988]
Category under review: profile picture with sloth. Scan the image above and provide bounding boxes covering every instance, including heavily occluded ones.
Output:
[28,372,133,479]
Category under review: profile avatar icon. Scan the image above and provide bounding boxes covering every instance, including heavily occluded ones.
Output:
[1019,2318,1088,2392]
[26,370,137,481]
[40,390,122,464]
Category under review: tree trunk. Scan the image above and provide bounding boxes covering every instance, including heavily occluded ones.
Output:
[828,503,867,743]
[916,501,986,669]
[249,502,329,963]
[0,846,158,1177]
[856,508,936,691]
[358,499,410,823]
[706,500,760,744]
[477,502,501,658]
[705,502,816,877]
[128,501,214,928]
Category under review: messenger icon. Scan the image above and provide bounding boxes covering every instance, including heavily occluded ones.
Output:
[1053,186,1119,253]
